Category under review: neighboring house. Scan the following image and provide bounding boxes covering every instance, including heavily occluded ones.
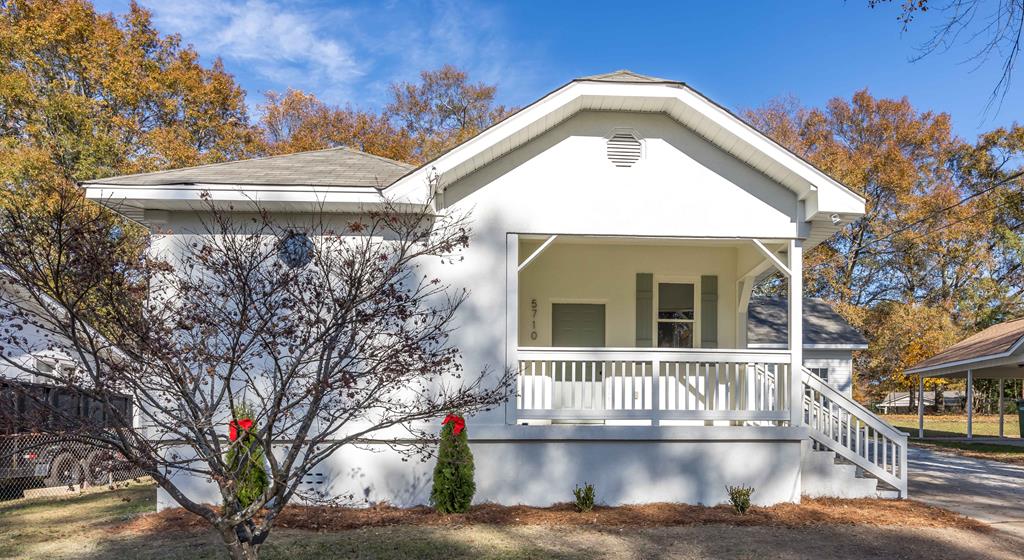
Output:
[0,278,79,384]
[876,391,965,413]
[746,297,868,398]
[0,278,134,489]
[84,70,907,509]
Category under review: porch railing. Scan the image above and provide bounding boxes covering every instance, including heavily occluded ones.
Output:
[515,348,792,423]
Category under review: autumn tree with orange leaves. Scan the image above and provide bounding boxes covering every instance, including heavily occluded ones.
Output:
[747,91,1024,403]
[259,65,513,164]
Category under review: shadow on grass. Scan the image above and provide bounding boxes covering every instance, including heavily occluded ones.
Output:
[68,523,1023,560]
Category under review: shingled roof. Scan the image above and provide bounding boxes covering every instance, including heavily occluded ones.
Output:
[747,298,868,348]
[909,318,1024,372]
[82,147,413,189]
[575,69,682,84]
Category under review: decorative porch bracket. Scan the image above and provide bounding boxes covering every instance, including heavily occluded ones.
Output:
[751,239,791,278]
[518,235,558,272]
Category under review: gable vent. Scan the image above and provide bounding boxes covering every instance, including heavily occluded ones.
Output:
[606,130,643,167]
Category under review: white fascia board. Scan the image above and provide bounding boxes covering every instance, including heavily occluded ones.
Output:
[83,183,421,212]
[385,80,866,220]
[746,343,868,351]
[384,82,586,202]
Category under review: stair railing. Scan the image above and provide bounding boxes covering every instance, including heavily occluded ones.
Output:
[801,368,908,497]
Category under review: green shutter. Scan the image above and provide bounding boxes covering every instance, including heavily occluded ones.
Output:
[636,273,653,347]
[700,275,718,349]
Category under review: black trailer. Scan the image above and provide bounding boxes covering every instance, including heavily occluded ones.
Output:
[0,378,134,494]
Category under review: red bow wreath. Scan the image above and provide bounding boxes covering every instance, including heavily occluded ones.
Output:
[228,418,254,442]
[441,414,465,436]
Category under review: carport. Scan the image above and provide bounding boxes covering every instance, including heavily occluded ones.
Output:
[906,319,1024,439]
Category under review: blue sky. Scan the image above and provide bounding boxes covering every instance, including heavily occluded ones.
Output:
[92,0,1022,140]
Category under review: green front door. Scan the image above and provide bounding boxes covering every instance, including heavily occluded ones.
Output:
[551,304,605,419]
[551,303,606,347]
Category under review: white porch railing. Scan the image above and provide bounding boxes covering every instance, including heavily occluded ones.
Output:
[802,368,909,497]
[515,348,792,423]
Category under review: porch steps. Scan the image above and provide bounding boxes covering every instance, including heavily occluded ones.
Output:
[801,448,885,499]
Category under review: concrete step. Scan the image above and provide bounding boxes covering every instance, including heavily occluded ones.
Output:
[801,448,880,499]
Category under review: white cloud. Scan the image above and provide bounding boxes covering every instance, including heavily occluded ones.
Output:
[131,0,543,110]
[141,0,363,103]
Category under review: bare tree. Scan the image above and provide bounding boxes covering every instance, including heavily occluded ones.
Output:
[0,183,511,560]
[870,0,1024,110]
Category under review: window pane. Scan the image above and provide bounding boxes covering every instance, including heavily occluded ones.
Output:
[657,322,693,348]
[658,283,694,320]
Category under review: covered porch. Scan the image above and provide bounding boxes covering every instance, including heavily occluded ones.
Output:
[505,234,805,426]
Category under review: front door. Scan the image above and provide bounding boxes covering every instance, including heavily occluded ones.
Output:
[551,303,605,347]
[550,304,605,418]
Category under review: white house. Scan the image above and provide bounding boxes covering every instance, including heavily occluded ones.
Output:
[84,70,907,508]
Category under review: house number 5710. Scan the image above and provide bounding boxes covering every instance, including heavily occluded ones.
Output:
[530,298,538,340]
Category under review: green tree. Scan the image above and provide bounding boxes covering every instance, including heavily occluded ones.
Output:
[430,415,475,514]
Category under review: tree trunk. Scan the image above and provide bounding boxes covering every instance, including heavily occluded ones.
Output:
[219,527,260,560]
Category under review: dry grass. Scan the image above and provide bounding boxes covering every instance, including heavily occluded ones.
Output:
[4,483,1021,560]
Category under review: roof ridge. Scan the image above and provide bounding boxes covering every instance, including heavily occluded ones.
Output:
[336,146,414,169]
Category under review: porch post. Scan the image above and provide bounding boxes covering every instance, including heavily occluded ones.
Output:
[918,375,925,439]
[966,369,974,440]
[788,239,803,426]
[999,378,1005,438]
[505,233,519,425]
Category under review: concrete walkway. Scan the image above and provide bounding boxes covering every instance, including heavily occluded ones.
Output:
[909,446,1024,539]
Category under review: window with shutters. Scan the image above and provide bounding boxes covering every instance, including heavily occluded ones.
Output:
[606,129,643,167]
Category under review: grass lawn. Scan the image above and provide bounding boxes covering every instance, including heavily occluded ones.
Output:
[882,413,1024,465]
[0,483,1021,560]
[884,413,1021,438]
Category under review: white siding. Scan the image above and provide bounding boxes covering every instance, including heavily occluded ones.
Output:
[804,349,855,398]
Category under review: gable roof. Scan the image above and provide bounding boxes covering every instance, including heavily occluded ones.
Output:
[82,147,412,189]
[907,318,1024,374]
[384,69,865,247]
[747,297,868,349]
[84,69,865,241]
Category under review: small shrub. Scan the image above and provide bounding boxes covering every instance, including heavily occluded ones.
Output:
[573,482,595,512]
[726,484,754,514]
[431,414,475,514]
[225,404,269,510]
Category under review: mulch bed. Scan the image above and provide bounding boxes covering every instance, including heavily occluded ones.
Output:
[118,498,988,535]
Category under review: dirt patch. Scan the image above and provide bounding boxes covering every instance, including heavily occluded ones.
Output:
[118,497,988,536]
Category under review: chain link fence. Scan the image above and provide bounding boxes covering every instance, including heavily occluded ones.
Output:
[0,433,148,503]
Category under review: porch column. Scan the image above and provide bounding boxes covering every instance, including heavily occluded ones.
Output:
[918,375,925,439]
[505,233,519,425]
[966,369,974,440]
[999,378,1005,438]
[788,239,803,427]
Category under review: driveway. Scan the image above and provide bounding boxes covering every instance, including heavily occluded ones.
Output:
[909,446,1024,539]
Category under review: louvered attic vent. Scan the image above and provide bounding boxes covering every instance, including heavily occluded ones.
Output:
[606,130,642,167]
